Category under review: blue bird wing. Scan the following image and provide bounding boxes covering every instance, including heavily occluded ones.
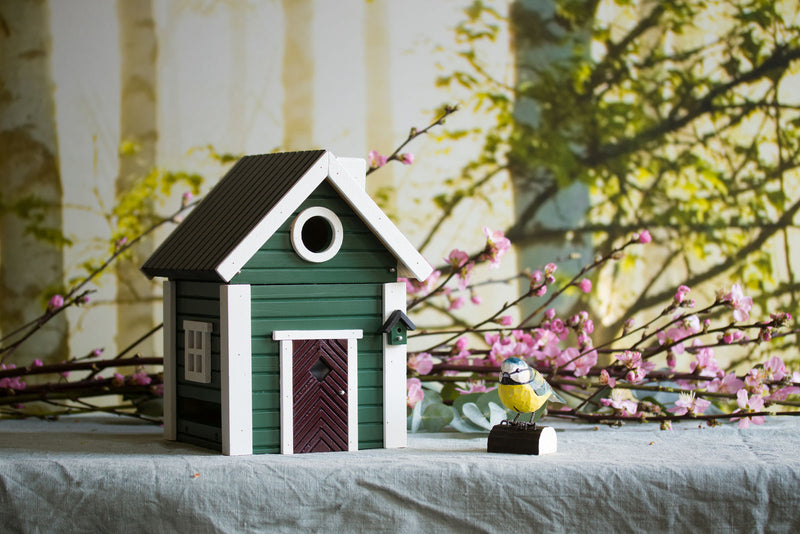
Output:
[531,370,566,404]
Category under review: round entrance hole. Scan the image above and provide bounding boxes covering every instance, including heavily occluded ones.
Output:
[301,216,334,253]
[291,206,344,263]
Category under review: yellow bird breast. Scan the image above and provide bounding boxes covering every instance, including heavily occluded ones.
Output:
[499,383,547,414]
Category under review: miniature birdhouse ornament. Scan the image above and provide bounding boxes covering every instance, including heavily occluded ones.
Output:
[380,310,416,346]
[141,150,432,456]
[488,357,563,455]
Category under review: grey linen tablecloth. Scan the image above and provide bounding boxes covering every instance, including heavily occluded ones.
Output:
[1,415,799,533]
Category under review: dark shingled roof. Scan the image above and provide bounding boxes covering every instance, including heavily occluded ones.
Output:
[141,149,326,281]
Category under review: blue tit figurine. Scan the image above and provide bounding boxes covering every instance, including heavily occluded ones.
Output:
[498,357,566,426]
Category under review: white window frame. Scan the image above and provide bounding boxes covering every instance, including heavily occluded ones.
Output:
[183,320,212,383]
[290,206,344,263]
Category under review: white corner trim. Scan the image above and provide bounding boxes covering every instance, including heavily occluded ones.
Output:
[327,155,433,282]
[221,284,253,456]
[215,152,329,282]
[162,281,177,441]
[279,339,294,455]
[383,282,408,449]
[290,206,344,263]
[347,337,359,452]
[273,329,363,454]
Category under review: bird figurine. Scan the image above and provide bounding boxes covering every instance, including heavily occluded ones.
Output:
[498,357,566,428]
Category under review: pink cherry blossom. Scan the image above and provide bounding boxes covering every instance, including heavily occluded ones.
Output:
[638,230,652,243]
[408,352,434,375]
[656,315,699,355]
[368,150,388,168]
[615,350,655,383]
[447,295,466,311]
[497,315,514,326]
[181,191,193,207]
[765,386,800,402]
[721,283,753,322]
[407,378,424,408]
[446,249,469,269]
[732,389,765,429]
[470,293,482,305]
[668,391,711,416]
[547,318,568,340]
[578,278,592,293]
[446,249,474,290]
[601,389,638,415]
[763,356,786,381]
[32,359,43,367]
[599,369,616,388]
[571,349,597,377]
[689,343,723,378]
[47,294,64,312]
[131,371,152,386]
[674,285,691,303]
[456,381,494,395]
[719,330,747,344]
[401,270,441,297]
[399,153,415,165]
[706,372,745,394]
[481,227,511,269]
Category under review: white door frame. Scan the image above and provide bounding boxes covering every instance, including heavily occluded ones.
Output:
[273,329,362,455]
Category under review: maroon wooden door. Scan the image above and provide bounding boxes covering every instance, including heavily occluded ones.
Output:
[293,339,348,453]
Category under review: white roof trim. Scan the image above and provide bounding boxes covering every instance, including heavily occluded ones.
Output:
[327,155,433,282]
[216,154,329,282]
[215,151,433,283]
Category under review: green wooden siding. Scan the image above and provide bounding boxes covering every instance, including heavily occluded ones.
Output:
[250,283,386,453]
[175,280,223,451]
[231,181,397,285]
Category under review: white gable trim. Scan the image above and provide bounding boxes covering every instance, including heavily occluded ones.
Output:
[274,329,362,455]
[216,152,329,282]
[383,282,408,449]
[214,151,432,283]
[220,284,253,456]
[162,281,177,441]
[327,156,433,281]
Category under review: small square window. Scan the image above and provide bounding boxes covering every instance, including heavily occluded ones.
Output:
[184,320,212,383]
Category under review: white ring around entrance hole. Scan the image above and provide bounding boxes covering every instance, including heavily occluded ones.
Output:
[290,206,344,263]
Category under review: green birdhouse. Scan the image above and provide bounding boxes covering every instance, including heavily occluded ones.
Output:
[380,310,416,346]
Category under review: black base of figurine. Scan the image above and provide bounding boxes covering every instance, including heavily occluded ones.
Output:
[487,421,557,455]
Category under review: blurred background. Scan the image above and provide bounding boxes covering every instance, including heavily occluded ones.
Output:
[2,0,798,372]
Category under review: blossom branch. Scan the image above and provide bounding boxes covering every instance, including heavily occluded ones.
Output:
[366,104,459,174]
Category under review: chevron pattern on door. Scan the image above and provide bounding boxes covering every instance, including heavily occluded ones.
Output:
[293,338,348,453]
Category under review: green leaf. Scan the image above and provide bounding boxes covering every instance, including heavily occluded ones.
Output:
[409,400,423,433]
[453,392,483,413]
[422,403,455,432]
[487,402,508,426]
[448,415,486,433]
[462,402,493,430]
